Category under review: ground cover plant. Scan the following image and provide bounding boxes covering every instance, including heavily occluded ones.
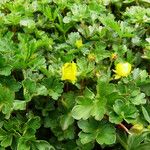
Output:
[0,0,150,149]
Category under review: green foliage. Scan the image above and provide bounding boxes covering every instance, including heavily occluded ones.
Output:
[0,0,150,149]
[0,84,14,118]
[117,130,150,150]
[78,119,116,145]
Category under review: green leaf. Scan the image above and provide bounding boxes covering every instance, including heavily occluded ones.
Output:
[123,6,149,24]
[116,130,128,150]
[42,77,64,100]
[76,139,94,150]
[1,135,13,148]
[61,92,76,109]
[23,78,47,101]
[66,4,88,22]
[130,92,146,105]
[99,14,122,37]
[83,87,95,99]
[79,132,95,144]
[109,111,123,124]
[142,106,150,123]
[96,80,116,98]
[139,82,150,96]
[24,116,41,131]
[60,113,74,130]
[67,32,81,45]
[72,87,106,121]
[22,78,36,101]
[78,119,97,144]
[20,18,35,29]
[77,58,95,78]
[13,100,26,110]
[17,139,30,150]
[0,84,14,118]
[0,147,5,150]
[0,127,14,147]
[41,6,53,21]
[0,76,21,92]
[34,140,55,150]
[91,98,106,120]
[78,119,116,145]
[3,117,21,132]
[78,119,98,133]
[72,97,93,120]
[44,111,59,128]
[28,55,46,70]
[0,129,7,141]
[96,123,116,145]
[136,143,150,150]
[127,131,150,150]
[0,65,12,76]
[51,125,75,141]
[23,128,36,138]
[113,100,138,123]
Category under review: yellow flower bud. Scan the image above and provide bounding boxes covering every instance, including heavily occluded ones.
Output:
[130,124,144,134]
[61,62,77,83]
[111,53,117,60]
[75,39,83,48]
[95,72,101,78]
[115,62,132,78]
[88,53,96,61]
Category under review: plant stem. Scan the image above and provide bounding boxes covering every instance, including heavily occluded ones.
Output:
[119,123,132,135]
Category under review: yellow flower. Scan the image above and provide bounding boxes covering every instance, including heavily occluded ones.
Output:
[61,62,77,83]
[114,62,132,79]
[75,39,83,48]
